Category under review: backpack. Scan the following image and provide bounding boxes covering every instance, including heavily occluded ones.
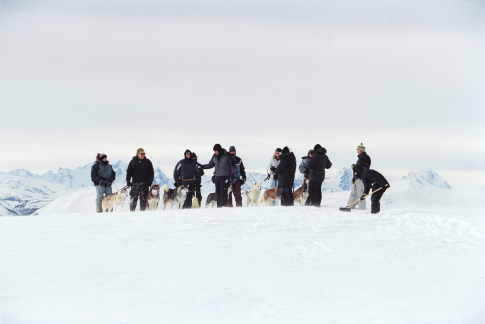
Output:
[231,162,241,183]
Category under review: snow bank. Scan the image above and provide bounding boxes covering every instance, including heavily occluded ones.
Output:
[0,207,483,323]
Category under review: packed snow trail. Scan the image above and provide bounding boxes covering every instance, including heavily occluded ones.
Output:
[0,207,483,323]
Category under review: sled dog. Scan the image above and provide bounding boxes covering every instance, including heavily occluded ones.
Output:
[259,186,280,206]
[205,183,232,208]
[146,184,161,211]
[293,179,309,206]
[102,187,129,212]
[162,184,188,210]
[245,182,262,207]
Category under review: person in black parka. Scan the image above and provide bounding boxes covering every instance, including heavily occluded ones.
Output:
[307,144,332,207]
[348,143,372,210]
[191,152,204,207]
[91,153,116,213]
[201,143,236,208]
[353,165,390,214]
[126,148,154,212]
[173,149,199,209]
[272,146,296,206]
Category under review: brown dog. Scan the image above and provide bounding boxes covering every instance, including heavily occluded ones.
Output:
[293,179,309,206]
[146,184,161,211]
[259,186,280,206]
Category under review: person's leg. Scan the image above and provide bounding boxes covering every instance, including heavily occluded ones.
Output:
[195,183,202,207]
[215,177,224,207]
[308,181,319,206]
[356,179,366,210]
[139,185,149,211]
[348,182,358,209]
[370,189,385,214]
[129,184,139,211]
[233,181,242,207]
[280,187,291,206]
[226,185,234,207]
[315,182,322,207]
[220,178,229,207]
[183,184,195,209]
[95,185,104,212]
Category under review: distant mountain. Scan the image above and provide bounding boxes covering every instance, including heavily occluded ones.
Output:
[401,168,451,189]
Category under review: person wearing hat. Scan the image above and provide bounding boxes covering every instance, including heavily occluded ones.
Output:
[191,152,204,207]
[348,143,372,210]
[307,144,332,207]
[126,148,154,212]
[299,149,314,206]
[91,153,116,213]
[353,165,389,214]
[267,148,282,206]
[272,146,296,206]
[173,149,199,209]
[201,144,236,207]
[226,146,246,207]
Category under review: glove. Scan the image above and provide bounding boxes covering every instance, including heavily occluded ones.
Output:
[352,179,355,184]
[270,166,276,172]
[360,195,366,201]
[351,164,355,170]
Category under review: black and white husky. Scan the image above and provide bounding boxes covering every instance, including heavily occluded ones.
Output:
[205,183,232,208]
[161,184,189,210]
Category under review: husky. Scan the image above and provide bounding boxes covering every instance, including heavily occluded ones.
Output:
[293,178,309,206]
[102,186,129,212]
[205,183,232,208]
[146,184,161,211]
[161,184,188,210]
[245,182,262,207]
[259,186,280,206]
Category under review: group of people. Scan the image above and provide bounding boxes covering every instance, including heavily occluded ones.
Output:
[91,143,390,214]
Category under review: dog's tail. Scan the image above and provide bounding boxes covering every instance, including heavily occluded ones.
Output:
[161,184,170,195]
[244,189,249,196]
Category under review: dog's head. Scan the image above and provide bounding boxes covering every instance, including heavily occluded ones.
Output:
[150,184,161,194]
[179,185,189,195]
[253,182,262,191]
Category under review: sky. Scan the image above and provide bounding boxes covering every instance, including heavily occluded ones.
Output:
[0,0,484,187]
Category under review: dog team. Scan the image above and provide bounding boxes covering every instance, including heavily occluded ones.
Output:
[91,143,390,214]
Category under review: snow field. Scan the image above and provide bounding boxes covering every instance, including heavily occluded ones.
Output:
[0,206,483,323]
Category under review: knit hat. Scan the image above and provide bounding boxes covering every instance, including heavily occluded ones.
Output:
[98,153,107,161]
[281,146,290,155]
[275,148,282,153]
[314,144,322,151]
[229,146,236,152]
[191,152,197,158]
[213,144,222,152]
[357,143,366,152]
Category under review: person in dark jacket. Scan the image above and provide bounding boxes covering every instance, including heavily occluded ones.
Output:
[91,153,116,213]
[299,149,313,206]
[201,143,236,208]
[307,144,332,207]
[353,165,390,214]
[126,148,154,212]
[191,152,204,207]
[173,149,199,209]
[227,146,247,207]
[271,146,296,206]
[348,143,372,210]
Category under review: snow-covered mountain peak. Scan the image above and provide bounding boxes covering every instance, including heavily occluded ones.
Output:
[401,169,451,189]
[7,169,36,178]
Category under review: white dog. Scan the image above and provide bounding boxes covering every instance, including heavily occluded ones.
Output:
[102,187,129,212]
[146,184,161,211]
[245,182,262,207]
[162,184,189,210]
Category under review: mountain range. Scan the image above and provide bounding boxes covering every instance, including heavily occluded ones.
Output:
[1,162,451,216]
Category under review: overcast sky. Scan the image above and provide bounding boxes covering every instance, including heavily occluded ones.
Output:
[0,0,483,186]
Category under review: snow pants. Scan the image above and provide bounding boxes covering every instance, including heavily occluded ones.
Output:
[227,180,242,207]
[182,183,196,209]
[308,181,322,207]
[194,183,202,207]
[348,179,366,210]
[95,185,113,213]
[130,183,149,211]
[279,186,294,206]
[215,176,230,208]
[370,184,386,214]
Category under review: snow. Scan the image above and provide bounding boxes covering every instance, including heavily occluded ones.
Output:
[0,205,483,323]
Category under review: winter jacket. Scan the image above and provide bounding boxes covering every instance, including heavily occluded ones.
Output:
[299,156,310,176]
[307,147,332,183]
[353,152,371,180]
[231,155,246,183]
[267,155,280,179]
[354,166,389,195]
[201,149,236,177]
[174,158,198,185]
[91,161,116,186]
[274,151,296,188]
[126,156,154,184]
